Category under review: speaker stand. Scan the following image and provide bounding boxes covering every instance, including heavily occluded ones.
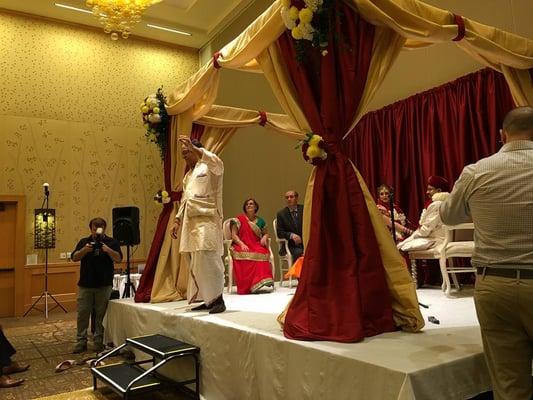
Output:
[122,245,136,298]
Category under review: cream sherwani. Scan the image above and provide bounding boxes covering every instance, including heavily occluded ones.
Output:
[176,148,224,304]
[397,192,449,253]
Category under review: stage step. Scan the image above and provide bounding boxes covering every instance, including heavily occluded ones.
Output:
[127,334,199,358]
[92,362,162,394]
[91,334,200,399]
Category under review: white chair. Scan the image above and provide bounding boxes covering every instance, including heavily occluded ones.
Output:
[222,218,276,294]
[439,223,475,297]
[273,218,293,288]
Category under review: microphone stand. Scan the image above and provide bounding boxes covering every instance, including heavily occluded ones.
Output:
[24,188,67,318]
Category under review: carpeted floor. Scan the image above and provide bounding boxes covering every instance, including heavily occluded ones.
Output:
[0,312,187,400]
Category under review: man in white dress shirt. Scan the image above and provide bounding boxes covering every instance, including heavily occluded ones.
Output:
[440,106,533,400]
[170,136,225,314]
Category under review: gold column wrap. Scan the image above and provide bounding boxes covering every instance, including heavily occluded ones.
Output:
[150,115,190,303]
[352,162,424,332]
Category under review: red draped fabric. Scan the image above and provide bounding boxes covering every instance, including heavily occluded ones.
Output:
[279,2,395,342]
[343,68,515,225]
[135,124,205,302]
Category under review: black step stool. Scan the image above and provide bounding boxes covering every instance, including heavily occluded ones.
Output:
[91,334,200,399]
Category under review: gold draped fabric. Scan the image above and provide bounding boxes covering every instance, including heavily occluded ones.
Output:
[150,0,533,329]
[352,0,533,106]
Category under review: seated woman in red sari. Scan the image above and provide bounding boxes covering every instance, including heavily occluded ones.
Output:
[376,184,414,242]
[230,198,274,294]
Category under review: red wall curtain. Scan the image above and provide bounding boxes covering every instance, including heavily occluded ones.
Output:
[279,2,395,342]
[135,124,204,302]
[343,68,515,225]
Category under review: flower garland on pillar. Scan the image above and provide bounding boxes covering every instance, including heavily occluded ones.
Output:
[298,132,328,165]
[140,87,169,160]
[280,0,333,61]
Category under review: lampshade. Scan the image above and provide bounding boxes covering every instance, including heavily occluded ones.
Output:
[86,0,163,40]
[34,209,56,249]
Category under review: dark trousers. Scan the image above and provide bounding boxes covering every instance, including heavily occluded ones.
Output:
[0,329,15,368]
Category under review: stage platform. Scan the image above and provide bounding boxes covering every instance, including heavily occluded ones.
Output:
[104,287,491,400]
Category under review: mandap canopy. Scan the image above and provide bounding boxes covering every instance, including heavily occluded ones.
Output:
[134,0,533,342]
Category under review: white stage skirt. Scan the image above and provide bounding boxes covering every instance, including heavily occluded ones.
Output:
[104,287,491,400]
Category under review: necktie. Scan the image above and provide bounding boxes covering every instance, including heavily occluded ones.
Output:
[291,209,298,223]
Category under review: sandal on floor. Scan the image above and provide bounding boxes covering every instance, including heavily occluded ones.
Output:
[55,359,76,373]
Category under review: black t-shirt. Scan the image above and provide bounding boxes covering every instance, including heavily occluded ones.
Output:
[72,235,122,288]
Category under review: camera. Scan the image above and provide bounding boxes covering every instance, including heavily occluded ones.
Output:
[92,227,104,256]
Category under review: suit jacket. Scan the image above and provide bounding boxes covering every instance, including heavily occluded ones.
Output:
[177,148,224,255]
[276,204,304,258]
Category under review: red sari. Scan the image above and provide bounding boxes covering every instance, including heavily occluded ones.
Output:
[231,214,274,294]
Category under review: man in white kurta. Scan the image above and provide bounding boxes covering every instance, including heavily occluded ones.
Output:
[171,136,225,313]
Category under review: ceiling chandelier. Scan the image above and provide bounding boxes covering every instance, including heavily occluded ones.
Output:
[86,0,162,40]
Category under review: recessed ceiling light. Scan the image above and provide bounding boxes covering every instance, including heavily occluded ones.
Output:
[147,24,191,36]
[54,3,92,14]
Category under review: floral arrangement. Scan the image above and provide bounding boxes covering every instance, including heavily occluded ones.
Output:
[153,189,170,205]
[298,132,328,165]
[280,0,332,60]
[141,87,169,160]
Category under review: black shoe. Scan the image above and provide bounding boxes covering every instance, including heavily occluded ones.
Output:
[209,299,226,314]
[72,342,87,354]
[191,303,211,311]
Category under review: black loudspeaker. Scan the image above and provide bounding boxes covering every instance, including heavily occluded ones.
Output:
[112,206,140,246]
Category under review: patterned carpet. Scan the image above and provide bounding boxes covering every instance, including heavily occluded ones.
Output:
[0,312,186,400]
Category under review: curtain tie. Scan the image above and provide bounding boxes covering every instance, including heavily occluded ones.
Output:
[258,111,267,126]
[212,52,222,69]
[163,191,182,210]
[452,14,465,41]
[324,141,341,155]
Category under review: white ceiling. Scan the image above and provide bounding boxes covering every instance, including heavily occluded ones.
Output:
[0,0,256,48]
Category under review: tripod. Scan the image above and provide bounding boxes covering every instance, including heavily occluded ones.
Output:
[24,190,67,318]
[122,245,136,298]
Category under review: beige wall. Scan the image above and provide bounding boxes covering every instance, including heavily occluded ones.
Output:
[200,0,532,254]
[0,12,198,263]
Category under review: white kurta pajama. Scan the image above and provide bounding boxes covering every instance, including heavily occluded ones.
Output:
[176,148,225,305]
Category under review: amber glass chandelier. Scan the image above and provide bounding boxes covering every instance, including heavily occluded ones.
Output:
[86,0,162,40]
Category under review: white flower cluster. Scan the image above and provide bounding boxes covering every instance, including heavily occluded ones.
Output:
[280,0,324,42]
[143,95,161,124]
[304,0,323,12]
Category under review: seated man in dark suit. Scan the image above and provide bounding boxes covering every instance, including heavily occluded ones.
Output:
[276,190,304,260]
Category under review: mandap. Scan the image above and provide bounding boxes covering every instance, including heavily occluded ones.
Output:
[134,0,533,343]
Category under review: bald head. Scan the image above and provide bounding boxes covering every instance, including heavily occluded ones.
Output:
[502,106,533,141]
